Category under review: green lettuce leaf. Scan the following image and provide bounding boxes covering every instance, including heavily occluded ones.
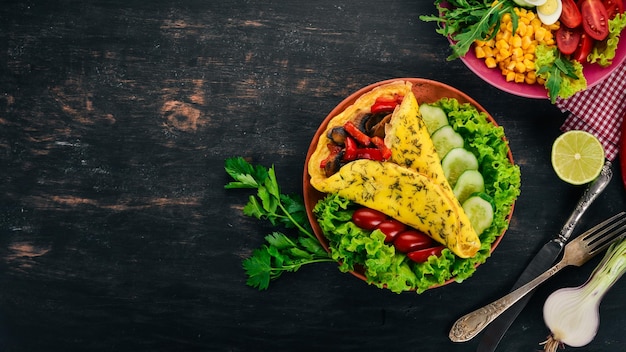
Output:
[535,44,586,101]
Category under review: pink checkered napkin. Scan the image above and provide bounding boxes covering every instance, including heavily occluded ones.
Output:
[556,61,626,161]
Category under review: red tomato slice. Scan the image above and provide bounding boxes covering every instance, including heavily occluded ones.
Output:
[393,230,434,253]
[556,26,582,55]
[572,31,595,62]
[602,0,625,18]
[561,0,584,28]
[580,0,610,41]
[407,246,445,263]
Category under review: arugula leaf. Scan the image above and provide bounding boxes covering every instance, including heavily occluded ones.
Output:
[225,157,333,290]
[420,0,517,60]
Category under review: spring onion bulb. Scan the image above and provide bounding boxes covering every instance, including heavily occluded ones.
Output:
[541,238,626,351]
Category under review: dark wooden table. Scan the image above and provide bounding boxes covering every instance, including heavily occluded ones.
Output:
[1,1,625,351]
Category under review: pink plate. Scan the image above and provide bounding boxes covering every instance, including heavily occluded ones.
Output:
[459,33,626,99]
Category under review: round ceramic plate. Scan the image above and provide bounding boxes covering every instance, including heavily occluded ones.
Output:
[459,33,626,99]
[302,78,516,289]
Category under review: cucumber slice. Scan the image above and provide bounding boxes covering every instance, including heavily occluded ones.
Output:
[441,148,479,187]
[462,193,494,235]
[419,104,448,134]
[431,125,464,159]
[453,169,485,204]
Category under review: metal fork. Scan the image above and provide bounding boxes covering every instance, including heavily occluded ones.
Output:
[449,211,626,343]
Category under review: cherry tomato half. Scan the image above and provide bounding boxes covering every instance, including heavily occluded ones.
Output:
[602,0,624,18]
[572,31,595,62]
[556,26,582,55]
[376,219,406,243]
[561,0,583,28]
[580,0,610,41]
[393,230,434,253]
[407,246,445,263]
[351,208,387,230]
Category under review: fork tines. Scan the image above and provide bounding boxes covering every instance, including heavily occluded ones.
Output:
[582,211,626,254]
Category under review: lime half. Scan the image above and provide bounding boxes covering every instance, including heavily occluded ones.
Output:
[551,130,605,185]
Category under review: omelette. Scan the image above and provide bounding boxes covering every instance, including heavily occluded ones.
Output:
[308,80,480,259]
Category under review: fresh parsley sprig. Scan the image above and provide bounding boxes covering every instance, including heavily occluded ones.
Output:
[420,0,518,60]
[225,157,333,290]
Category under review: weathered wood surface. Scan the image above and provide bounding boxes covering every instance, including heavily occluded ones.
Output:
[1,1,625,351]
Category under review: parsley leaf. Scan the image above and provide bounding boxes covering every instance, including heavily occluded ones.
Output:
[225,157,333,290]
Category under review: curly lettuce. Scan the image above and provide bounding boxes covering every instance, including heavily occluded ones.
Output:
[535,44,587,102]
[588,13,626,67]
[313,98,521,293]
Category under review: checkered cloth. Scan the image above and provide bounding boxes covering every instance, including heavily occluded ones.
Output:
[556,61,626,161]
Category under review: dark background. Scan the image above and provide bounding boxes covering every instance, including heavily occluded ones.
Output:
[1,1,624,351]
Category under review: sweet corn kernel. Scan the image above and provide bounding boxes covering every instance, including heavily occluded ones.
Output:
[495,39,509,50]
[473,6,559,87]
[506,71,516,81]
[506,60,516,71]
[475,46,486,59]
[535,27,546,42]
[523,58,535,70]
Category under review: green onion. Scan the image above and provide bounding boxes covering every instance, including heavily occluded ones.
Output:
[541,238,626,351]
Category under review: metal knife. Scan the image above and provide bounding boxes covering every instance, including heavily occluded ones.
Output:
[476,161,613,352]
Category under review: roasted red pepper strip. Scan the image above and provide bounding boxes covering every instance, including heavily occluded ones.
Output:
[370,102,397,114]
[342,136,358,161]
[343,121,371,146]
[355,148,383,161]
[370,95,404,114]
[370,136,392,160]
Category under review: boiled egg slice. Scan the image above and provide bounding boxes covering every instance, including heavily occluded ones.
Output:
[537,0,562,25]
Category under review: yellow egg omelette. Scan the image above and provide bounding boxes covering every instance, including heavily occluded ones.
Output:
[308,80,480,258]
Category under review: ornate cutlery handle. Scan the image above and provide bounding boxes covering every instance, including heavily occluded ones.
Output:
[557,161,612,244]
[449,262,565,342]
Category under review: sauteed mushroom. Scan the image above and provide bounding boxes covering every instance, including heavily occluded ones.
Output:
[324,151,344,177]
[327,126,348,145]
[366,113,392,138]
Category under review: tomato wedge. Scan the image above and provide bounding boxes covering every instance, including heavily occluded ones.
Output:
[572,31,596,62]
[561,0,583,28]
[556,26,582,55]
[580,0,610,41]
[602,0,625,18]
